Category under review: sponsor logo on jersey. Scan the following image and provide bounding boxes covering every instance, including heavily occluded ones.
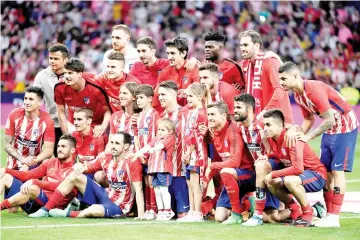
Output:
[182,77,187,83]
[224,140,228,148]
[33,129,39,138]
[219,72,223,80]
[139,128,149,136]
[281,148,287,155]
[89,144,94,151]
[146,117,151,123]
[84,97,90,105]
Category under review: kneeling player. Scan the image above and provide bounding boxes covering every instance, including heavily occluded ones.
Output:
[262,109,327,227]
[0,135,77,215]
[30,132,144,219]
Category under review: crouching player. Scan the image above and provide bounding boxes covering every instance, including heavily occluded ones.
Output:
[0,135,77,215]
[203,101,256,224]
[30,132,144,219]
[262,109,327,227]
[133,118,176,220]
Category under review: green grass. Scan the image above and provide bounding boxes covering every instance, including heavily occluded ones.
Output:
[1,129,360,240]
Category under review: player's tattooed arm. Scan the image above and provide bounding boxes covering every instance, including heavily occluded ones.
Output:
[4,135,25,162]
[305,110,335,141]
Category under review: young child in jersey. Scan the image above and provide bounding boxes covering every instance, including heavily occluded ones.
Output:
[132,84,160,220]
[178,83,208,222]
[133,118,176,221]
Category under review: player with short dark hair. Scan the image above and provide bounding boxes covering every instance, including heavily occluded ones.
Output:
[33,43,69,157]
[199,62,240,116]
[103,24,139,73]
[278,62,359,228]
[5,86,55,170]
[203,101,255,225]
[239,30,293,124]
[54,58,112,138]
[0,135,77,215]
[31,132,144,219]
[203,30,245,91]
[261,109,327,227]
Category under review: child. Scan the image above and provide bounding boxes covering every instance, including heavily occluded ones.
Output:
[132,84,160,220]
[179,83,208,222]
[133,118,176,221]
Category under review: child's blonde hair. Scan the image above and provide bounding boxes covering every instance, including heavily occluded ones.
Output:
[186,83,206,101]
[158,118,176,133]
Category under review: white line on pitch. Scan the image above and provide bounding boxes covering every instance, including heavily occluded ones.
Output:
[346,179,360,183]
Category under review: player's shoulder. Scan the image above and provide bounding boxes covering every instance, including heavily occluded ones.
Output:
[156,58,170,68]
[223,58,241,67]
[39,109,52,120]
[126,73,141,83]
[9,107,25,117]
[228,122,241,134]
[54,81,66,89]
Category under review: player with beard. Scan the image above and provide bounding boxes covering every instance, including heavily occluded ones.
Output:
[0,135,77,215]
[103,25,139,73]
[203,30,245,91]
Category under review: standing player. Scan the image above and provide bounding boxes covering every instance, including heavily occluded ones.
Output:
[203,30,245,91]
[131,36,199,88]
[72,108,106,163]
[261,109,327,227]
[239,30,293,123]
[133,119,176,220]
[103,24,139,73]
[5,86,55,170]
[203,101,255,224]
[0,135,77,215]
[133,84,160,220]
[31,132,144,219]
[33,44,69,156]
[54,58,111,137]
[178,83,208,222]
[109,82,140,136]
[157,36,200,106]
[89,52,140,112]
[278,62,359,227]
[199,63,240,116]
[158,81,190,218]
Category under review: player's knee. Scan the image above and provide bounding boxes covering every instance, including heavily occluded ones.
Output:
[214,210,228,222]
[2,174,14,188]
[283,177,297,190]
[28,185,40,197]
[255,160,270,174]
[94,171,107,186]
[220,168,234,175]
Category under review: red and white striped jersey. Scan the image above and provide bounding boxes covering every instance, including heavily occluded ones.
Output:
[135,108,160,149]
[183,108,208,177]
[294,80,359,134]
[72,129,106,163]
[110,110,134,135]
[161,106,188,176]
[85,154,142,214]
[236,120,268,161]
[5,108,55,169]
[147,135,176,174]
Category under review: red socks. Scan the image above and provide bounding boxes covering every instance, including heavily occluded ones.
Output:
[287,197,301,219]
[331,193,344,215]
[0,199,12,210]
[301,204,313,222]
[255,199,266,216]
[69,211,81,218]
[323,191,333,214]
[145,186,150,211]
[44,189,66,210]
[221,172,242,215]
[149,187,157,212]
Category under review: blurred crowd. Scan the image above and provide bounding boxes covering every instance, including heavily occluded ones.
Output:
[1,1,360,93]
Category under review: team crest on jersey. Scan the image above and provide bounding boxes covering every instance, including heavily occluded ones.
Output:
[117,169,124,176]
[251,130,257,137]
[182,77,187,83]
[157,70,162,75]
[281,148,287,155]
[224,140,228,148]
[89,144,94,151]
[33,129,39,138]
[146,117,151,123]
[219,72,223,80]
[83,97,90,105]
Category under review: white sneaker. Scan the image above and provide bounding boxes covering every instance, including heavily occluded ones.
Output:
[155,211,165,221]
[314,214,340,227]
[144,210,156,220]
[191,211,204,222]
[161,210,175,221]
[177,211,194,222]
[242,214,263,226]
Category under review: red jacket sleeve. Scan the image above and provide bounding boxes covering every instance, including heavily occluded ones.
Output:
[43,116,55,142]
[85,157,103,174]
[263,58,286,111]
[271,141,304,178]
[129,159,142,182]
[5,162,48,181]
[32,180,60,192]
[191,67,200,83]
[210,128,243,170]
[4,110,16,136]
[54,85,65,105]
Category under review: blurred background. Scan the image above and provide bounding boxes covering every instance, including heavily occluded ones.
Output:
[1,1,359,101]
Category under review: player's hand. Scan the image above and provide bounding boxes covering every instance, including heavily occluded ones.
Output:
[99,71,110,80]
[201,178,208,192]
[73,163,86,175]
[20,180,33,195]
[184,57,199,71]
[26,156,38,167]
[0,168,6,178]
[183,152,190,165]
[264,174,274,186]
[93,125,106,138]
[285,128,300,148]
[298,134,311,143]
[198,124,208,136]
[131,114,139,126]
